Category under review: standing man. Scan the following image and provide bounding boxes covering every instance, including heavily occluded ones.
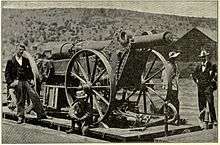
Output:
[192,50,217,128]
[5,43,47,124]
[166,51,184,125]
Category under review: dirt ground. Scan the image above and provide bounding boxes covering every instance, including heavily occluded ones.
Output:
[178,78,218,124]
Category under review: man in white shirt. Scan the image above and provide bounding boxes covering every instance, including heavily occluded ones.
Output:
[5,43,47,124]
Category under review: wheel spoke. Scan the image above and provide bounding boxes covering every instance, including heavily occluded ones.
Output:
[143,91,147,113]
[141,50,150,80]
[91,56,98,82]
[66,86,83,89]
[143,67,165,84]
[76,61,89,82]
[146,92,158,113]
[93,95,104,117]
[71,72,86,84]
[146,86,165,101]
[88,94,93,122]
[136,91,142,105]
[126,89,138,101]
[145,82,166,85]
[145,50,150,64]
[122,89,127,101]
[92,69,106,84]
[144,56,157,80]
[86,52,91,80]
[91,86,110,89]
[92,90,109,105]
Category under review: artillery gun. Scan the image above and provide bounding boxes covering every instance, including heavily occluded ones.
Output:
[38,30,177,128]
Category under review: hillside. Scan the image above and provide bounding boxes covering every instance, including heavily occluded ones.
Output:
[2,8,217,60]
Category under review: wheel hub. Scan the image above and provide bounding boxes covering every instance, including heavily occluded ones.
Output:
[83,82,92,91]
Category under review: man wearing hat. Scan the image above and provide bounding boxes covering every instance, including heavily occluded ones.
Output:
[66,90,92,135]
[192,50,217,128]
[5,43,47,124]
[166,51,183,125]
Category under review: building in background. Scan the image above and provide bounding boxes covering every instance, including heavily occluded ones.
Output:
[173,27,217,63]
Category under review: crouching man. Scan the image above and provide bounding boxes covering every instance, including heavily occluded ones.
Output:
[66,90,92,135]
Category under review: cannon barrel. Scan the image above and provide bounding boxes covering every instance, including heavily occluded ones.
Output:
[131,32,173,49]
[73,31,173,51]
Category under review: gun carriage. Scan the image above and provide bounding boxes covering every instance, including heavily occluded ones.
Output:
[39,30,176,128]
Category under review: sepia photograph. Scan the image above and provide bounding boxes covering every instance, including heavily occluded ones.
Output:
[1,0,218,143]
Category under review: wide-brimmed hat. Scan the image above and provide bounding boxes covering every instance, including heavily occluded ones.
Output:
[76,90,87,99]
[169,51,180,59]
[199,50,209,57]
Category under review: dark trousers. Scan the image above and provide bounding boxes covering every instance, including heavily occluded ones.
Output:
[166,90,180,119]
[198,85,217,122]
[15,81,46,118]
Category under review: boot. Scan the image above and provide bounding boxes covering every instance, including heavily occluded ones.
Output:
[66,128,75,134]
[17,117,24,124]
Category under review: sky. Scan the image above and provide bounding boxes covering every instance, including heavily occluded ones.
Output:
[1,0,218,18]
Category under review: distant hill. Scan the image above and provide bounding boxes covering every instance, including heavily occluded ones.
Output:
[1,8,217,60]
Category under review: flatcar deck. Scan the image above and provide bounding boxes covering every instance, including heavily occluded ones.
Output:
[88,122,202,141]
[2,106,205,142]
[2,107,71,131]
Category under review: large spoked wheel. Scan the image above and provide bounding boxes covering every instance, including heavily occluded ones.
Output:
[122,50,177,122]
[65,49,114,125]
